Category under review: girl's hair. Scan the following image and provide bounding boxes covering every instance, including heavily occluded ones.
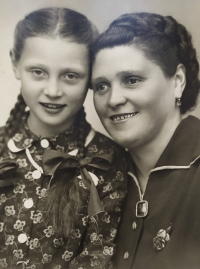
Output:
[2,7,98,237]
[43,106,91,237]
[13,7,98,62]
[92,12,200,114]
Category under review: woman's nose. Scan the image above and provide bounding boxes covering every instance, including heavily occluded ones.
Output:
[44,79,63,97]
[108,85,127,108]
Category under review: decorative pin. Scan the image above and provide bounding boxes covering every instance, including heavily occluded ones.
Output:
[153,223,172,250]
[136,200,148,218]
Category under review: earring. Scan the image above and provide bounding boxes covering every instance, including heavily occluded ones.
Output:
[176,98,181,106]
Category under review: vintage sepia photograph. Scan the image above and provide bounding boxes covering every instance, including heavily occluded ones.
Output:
[0,0,199,268]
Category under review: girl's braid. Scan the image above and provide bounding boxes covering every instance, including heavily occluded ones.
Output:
[0,93,26,155]
[43,106,91,238]
[76,106,91,159]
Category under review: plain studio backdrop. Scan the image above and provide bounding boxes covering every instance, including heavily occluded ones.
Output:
[0,0,200,136]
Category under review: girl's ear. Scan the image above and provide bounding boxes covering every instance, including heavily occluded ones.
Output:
[10,49,20,80]
[174,63,186,98]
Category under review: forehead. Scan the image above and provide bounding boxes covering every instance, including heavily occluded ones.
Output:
[92,45,159,79]
[19,37,89,67]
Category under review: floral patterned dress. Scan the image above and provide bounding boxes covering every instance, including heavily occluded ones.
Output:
[0,115,127,269]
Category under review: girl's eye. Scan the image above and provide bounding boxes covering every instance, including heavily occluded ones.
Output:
[32,69,46,77]
[63,73,78,80]
[126,77,140,85]
[95,83,109,92]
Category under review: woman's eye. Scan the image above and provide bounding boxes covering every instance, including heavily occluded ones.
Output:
[32,70,46,77]
[96,83,109,92]
[126,77,140,85]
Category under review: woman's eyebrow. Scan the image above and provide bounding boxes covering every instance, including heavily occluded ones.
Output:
[117,70,142,77]
[91,76,109,84]
[91,70,144,85]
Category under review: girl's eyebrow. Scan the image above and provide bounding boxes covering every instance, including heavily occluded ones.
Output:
[25,63,86,75]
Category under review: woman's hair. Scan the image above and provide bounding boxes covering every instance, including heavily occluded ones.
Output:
[92,12,200,114]
[1,7,98,237]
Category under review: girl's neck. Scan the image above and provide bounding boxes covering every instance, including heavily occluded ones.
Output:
[129,115,182,191]
[27,114,75,137]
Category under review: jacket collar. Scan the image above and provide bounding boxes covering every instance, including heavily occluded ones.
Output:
[128,116,200,175]
[153,116,200,170]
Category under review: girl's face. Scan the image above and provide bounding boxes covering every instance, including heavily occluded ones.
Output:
[13,37,89,136]
[92,45,184,151]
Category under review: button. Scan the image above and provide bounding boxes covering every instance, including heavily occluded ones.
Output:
[18,233,27,243]
[124,251,129,260]
[32,170,41,179]
[132,221,137,230]
[24,198,34,209]
[40,139,49,148]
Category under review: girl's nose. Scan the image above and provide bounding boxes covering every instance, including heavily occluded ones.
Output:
[44,80,63,97]
[108,85,127,108]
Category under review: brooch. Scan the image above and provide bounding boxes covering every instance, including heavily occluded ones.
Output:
[153,223,172,250]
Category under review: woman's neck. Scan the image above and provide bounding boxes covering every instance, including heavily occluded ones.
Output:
[129,115,182,192]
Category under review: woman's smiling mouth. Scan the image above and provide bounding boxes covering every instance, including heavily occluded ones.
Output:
[110,112,138,122]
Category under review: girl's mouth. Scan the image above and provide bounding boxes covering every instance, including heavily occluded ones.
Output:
[110,112,138,122]
[39,102,66,109]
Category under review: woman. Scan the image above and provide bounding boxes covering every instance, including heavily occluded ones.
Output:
[91,12,200,269]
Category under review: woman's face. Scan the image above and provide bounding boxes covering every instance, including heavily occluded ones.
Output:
[13,37,89,136]
[92,45,182,150]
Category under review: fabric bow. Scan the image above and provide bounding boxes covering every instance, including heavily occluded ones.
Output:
[0,159,18,187]
[43,149,113,217]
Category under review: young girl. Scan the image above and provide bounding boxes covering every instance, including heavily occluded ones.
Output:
[0,8,127,269]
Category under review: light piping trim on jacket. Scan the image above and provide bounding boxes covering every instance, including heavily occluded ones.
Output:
[150,154,200,174]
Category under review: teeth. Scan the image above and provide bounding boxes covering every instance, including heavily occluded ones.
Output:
[41,103,65,109]
[112,112,137,122]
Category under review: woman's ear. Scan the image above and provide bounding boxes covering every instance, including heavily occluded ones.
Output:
[10,49,20,80]
[174,63,186,98]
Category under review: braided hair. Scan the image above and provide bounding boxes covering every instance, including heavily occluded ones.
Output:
[43,106,91,237]
[2,8,98,237]
[92,12,200,114]
[0,93,26,155]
